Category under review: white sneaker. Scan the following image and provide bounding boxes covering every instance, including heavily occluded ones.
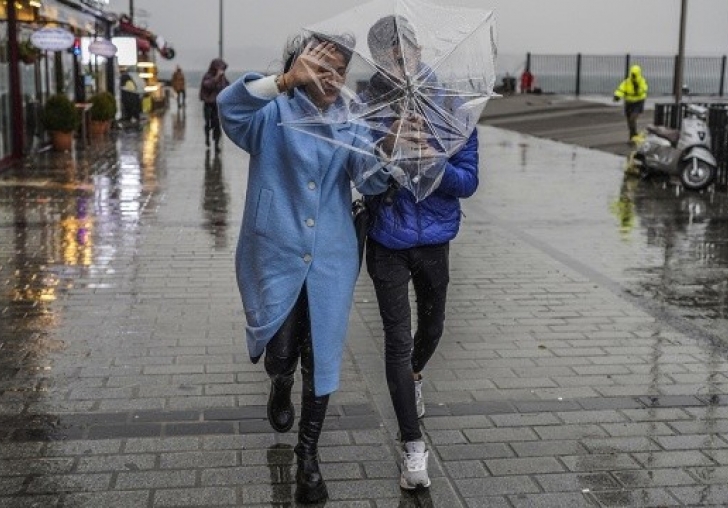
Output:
[400,440,430,489]
[414,378,425,418]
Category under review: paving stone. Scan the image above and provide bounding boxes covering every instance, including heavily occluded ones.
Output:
[534,424,608,440]
[76,454,156,472]
[534,472,620,492]
[631,450,715,468]
[561,454,641,472]
[438,443,513,461]
[0,495,60,507]
[123,437,200,453]
[464,497,512,508]
[115,470,197,490]
[612,468,697,487]
[154,487,236,506]
[455,476,541,496]
[25,473,111,493]
[485,456,565,475]
[444,460,489,479]
[511,440,587,457]
[508,492,594,508]
[0,458,74,477]
[62,491,151,508]
[489,412,561,427]
[0,477,25,496]
[159,450,237,469]
[463,427,538,443]
[591,487,680,507]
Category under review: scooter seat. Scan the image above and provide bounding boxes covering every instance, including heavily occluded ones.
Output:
[646,125,680,145]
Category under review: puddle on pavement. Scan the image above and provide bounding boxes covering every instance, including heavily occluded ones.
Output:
[0,120,164,433]
[617,174,728,328]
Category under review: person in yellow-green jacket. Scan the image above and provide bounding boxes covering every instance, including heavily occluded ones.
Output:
[613,64,648,142]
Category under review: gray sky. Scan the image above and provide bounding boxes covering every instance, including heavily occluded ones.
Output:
[108,0,728,75]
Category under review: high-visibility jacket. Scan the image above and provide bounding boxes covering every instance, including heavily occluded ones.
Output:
[614,65,648,103]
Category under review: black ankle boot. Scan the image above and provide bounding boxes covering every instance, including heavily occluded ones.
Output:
[267,376,294,433]
[294,447,328,504]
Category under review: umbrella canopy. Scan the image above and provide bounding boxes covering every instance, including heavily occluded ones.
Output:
[281,0,497,201]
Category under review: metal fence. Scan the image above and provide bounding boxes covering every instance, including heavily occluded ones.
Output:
[527,54,727,97]
[653,103,728,188]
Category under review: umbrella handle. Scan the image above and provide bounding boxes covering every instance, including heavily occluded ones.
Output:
[383,179,400,205]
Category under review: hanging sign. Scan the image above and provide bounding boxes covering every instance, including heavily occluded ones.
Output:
[88,39,118,58]
[30,27,75,51]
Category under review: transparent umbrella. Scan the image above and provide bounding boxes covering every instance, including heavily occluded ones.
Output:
[281,0,497,201]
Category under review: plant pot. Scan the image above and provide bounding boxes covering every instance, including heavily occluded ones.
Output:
[50,130,74,152]
[89,120,109,140]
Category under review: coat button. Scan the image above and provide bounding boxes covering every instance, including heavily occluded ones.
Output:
[303,254,312,263]
[306,218,315,227]
[308,181,316,190]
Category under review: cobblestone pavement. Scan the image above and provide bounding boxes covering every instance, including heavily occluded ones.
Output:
[2,98,728,507]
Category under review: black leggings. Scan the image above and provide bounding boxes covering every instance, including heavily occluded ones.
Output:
[264,285,329,457]
[366,239,449,442]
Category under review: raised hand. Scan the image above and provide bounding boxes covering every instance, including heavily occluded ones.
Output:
[284,41,342,93]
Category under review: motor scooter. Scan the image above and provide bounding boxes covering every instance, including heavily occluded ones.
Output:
[629,104,717,191]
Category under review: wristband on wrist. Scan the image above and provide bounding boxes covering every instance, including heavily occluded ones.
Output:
[275,74,287,93]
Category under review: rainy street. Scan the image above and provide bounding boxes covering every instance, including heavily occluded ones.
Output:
[3,97,728,506]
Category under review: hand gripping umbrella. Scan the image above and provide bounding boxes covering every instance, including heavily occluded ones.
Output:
[280,0,497,201]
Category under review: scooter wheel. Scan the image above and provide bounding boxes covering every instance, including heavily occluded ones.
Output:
[680,159,715,191]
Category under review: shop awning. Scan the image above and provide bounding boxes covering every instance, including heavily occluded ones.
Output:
[39,0,98,32]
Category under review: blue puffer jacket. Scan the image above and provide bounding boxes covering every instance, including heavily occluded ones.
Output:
[366,129,479,249]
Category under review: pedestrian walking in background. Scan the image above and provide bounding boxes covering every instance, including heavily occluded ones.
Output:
[614,64,648,143]
[520,68,534,93]
[217,34,390,504]
[200,58,229,152]
[363,15,480,491]
[171,65,186,108]
[120,70,144,124]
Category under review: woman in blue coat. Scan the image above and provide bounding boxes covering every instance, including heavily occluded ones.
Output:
[217,36,389,504]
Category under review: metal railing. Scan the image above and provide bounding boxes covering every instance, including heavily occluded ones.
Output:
[526,53,727,97]
[654,103,728,188]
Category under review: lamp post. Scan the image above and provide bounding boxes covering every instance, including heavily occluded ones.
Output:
[219,0,223,59]
[675,0,687,105]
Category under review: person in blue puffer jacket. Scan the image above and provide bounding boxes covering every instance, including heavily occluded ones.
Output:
[363,15,480,490]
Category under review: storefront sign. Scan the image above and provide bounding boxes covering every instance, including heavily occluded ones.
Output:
[88,39,117,58]
[30,27,75,51]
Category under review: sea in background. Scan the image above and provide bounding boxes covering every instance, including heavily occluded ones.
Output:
[167,52,728,98]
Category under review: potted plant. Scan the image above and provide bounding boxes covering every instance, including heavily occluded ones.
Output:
[88,91,117,138]
[41,94,79,152]
[18,40,41,65]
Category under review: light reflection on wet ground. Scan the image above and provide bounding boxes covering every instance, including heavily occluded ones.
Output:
[0,119,164,425]
[479,125,728,342]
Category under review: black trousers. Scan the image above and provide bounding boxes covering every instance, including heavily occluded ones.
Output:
[366,238,450,442]
[625,100,645,138]
[203,103,221,144]
[264,285,329,456]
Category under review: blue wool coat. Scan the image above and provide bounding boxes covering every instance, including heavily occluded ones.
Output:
[218,73,390,396]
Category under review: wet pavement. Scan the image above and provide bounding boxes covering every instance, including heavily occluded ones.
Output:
[2,95,728,506]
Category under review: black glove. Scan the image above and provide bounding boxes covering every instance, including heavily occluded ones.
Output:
[613,95,620,102]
